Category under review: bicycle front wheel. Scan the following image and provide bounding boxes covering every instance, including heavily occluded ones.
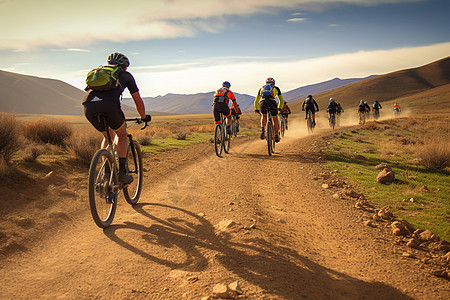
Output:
[88,149,117,228]
[214,124,223,157]
[123,141,143,205]
[280,119,285,137]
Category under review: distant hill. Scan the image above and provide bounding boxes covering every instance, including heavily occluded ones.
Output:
[288,56,450,112]
[122,77,372,114]
[0,70,85,115]
[282,76,377,103]
[0,70,170,117]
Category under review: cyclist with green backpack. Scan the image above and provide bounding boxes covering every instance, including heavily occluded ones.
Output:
[254,77,284,143]
[83,52,151,184]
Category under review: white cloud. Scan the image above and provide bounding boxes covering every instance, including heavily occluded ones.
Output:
[120,42,450,97]
[0,0,424,50]
[287,18,308,23]
[328,24,340,27]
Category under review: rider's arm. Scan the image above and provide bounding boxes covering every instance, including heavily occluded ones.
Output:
[314,100,319,111]
[254,89,262,111]
[275,87,284,109]
[131,91,146,119]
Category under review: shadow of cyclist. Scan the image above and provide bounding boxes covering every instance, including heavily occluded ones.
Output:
[103,203,412,299]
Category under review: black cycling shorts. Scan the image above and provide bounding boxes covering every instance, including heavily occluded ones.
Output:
[83,100,125,132]
[305,105,316,114]
[213,102,231,123]
[259,99,278,117]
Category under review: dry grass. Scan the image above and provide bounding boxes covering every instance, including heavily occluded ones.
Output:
[66,130,102,166]
[0,112,21,163]
[22,119,73,146]
[416,136,450,170]
[23,145,45,162]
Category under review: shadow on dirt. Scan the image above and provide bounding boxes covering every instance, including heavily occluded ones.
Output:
[104,203,412,299]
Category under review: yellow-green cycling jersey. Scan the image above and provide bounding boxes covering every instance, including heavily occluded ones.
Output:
[254,86,285,111]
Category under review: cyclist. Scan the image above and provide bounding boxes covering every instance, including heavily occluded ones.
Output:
[83,52,151,184]
[254,77,284,143]
[336,101,344,124]
[279,101,291,129]
[372,100,382,119]
[213,81,239,135]
[363,101,371,118]
[358,100,366,116]
[393,103,401,113]
[302,95,319,126]
[230,101,242,133]
[326,98,339,122]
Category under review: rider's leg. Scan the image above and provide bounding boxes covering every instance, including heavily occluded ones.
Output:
[260,114,267,139]
[115,124,133,183]
[273,115,279,133]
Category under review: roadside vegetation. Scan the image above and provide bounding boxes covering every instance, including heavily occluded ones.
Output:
[323,116,450,241]
[0,113,259,177]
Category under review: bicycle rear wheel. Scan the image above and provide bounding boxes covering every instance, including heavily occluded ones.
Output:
[307,115,314,133]
[267,120,274,155]
[88,149,117,228]
[224,128,231,154]
[123,140,143,205]
[214,124,223,157]
[330,115,335,129]
[232,115,237,137]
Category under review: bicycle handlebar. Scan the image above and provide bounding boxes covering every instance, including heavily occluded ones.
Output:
[125,118,149,130]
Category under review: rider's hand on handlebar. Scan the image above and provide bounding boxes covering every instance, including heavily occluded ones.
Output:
[254,109,260,114]
[141,114,151,123]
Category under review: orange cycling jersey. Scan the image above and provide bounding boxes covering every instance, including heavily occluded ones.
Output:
[214,88,236,105]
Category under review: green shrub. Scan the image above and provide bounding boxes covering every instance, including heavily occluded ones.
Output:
[0,113,21,163]
[22,119,72,146]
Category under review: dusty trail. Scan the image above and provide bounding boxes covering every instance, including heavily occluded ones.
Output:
[0,119,448,299]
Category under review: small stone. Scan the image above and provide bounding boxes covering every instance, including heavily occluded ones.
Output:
[401,252,416,258]
[216,219,236,232]
[406,238,421,249]
[332,193,340,199]
[213,283,230,299]
[197,212,205,217]
[321,183,329,189]
[364,220,377,228]
[376,168,395,184]
[228,281,243,295]
[419,185,429,192]
[409,198,415,203]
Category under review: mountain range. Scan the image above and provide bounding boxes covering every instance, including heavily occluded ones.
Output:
[1,56,449,116]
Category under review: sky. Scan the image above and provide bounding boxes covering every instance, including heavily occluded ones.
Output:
[0,0,449,97]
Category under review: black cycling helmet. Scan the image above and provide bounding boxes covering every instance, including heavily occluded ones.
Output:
[307,95,312,98]
[107,52,130,68]
[222,81,231,87]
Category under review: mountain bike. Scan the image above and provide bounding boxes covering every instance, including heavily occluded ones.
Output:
[88,115,148,228]
[214,113,230,157]
[231,114,238,137]
[329,112,336,130]
[358,111,366,125]
[373,109,380,120]
[265,114,276,156]
[279,114,286,137]
[306,111,315,133]
[393,108,401,118]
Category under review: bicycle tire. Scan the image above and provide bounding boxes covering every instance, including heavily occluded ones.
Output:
[307,114,314,133]
[214,124,223,157]
[88,149,117,228]
[123,141,143,205]
[330,115,335,129]
[232,115,237,137]
[267,120,274,156]
[280,118,285,137]
[224,127,231,154]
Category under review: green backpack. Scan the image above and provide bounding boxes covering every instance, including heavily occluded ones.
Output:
[85,64,121,91]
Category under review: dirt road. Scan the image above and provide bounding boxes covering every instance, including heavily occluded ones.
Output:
[0,119,448,299]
